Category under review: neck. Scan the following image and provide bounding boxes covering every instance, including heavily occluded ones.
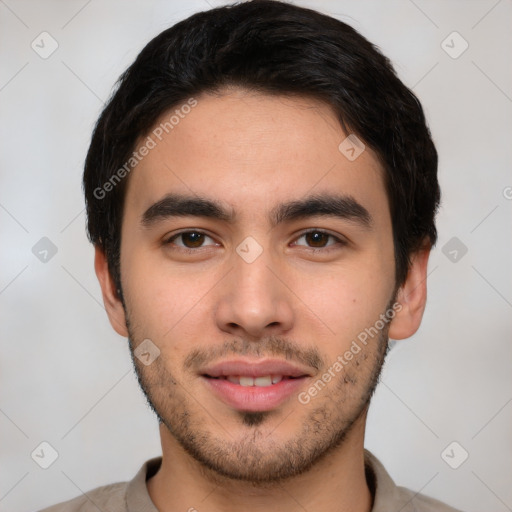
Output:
[147,413,373,512]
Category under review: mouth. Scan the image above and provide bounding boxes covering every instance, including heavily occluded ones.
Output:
[200,359,312,412]
[203,374,301,386]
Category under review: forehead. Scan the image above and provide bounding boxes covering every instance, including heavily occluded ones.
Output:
[123,88,388,225]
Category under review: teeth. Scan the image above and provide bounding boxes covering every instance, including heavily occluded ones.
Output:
[225,375,284,386]
[254,376,272,387]
[239,376,254,387]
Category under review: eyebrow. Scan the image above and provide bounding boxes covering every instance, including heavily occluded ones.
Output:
[141,192,372,229]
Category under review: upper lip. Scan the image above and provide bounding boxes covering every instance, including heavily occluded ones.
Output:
[201,359,313,378]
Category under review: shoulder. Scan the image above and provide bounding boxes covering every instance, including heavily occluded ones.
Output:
[37,481,128,512]
[364,450,464,512]
[395,485,464,512]
[37,456,161,512]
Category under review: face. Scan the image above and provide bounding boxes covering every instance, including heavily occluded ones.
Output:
[97,87,427,483]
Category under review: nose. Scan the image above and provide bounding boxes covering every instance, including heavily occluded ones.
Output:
[214,246,295,340]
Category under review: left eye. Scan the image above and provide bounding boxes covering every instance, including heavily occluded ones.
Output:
[293,230,342,249]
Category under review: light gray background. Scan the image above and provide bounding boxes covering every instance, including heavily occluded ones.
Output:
[1,1,511,511]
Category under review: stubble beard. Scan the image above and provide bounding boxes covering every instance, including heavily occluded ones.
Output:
[126,310,391,485]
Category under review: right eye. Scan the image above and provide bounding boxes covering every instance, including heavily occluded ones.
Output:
[164,230,219,251]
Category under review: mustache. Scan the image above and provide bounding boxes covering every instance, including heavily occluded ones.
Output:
[183,335,324,372]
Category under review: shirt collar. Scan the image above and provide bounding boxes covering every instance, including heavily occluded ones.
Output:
[126,449,407,511]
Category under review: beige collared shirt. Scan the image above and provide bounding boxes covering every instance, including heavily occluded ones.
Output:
[39,450,462,512]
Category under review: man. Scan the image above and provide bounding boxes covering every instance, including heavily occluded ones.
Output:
[41,1,462,510]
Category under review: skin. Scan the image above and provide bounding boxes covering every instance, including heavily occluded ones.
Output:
[95,87,430,512]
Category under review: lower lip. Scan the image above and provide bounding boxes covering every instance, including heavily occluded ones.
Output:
[202,376,308,412]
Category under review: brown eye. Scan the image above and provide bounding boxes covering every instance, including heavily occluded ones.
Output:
[304,231,330,247]
[180,232,205,248]
[166,231,215,249]
[294,230,341,249]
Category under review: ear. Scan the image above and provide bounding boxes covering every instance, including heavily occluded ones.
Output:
[94,246,129,337]
[388,245,431,340]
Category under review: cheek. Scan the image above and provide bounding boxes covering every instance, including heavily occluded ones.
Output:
[300,279,361,338]
[121,248,217,344]
[300,257,395,348]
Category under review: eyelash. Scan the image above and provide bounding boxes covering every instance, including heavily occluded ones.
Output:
[164,229,346,253]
